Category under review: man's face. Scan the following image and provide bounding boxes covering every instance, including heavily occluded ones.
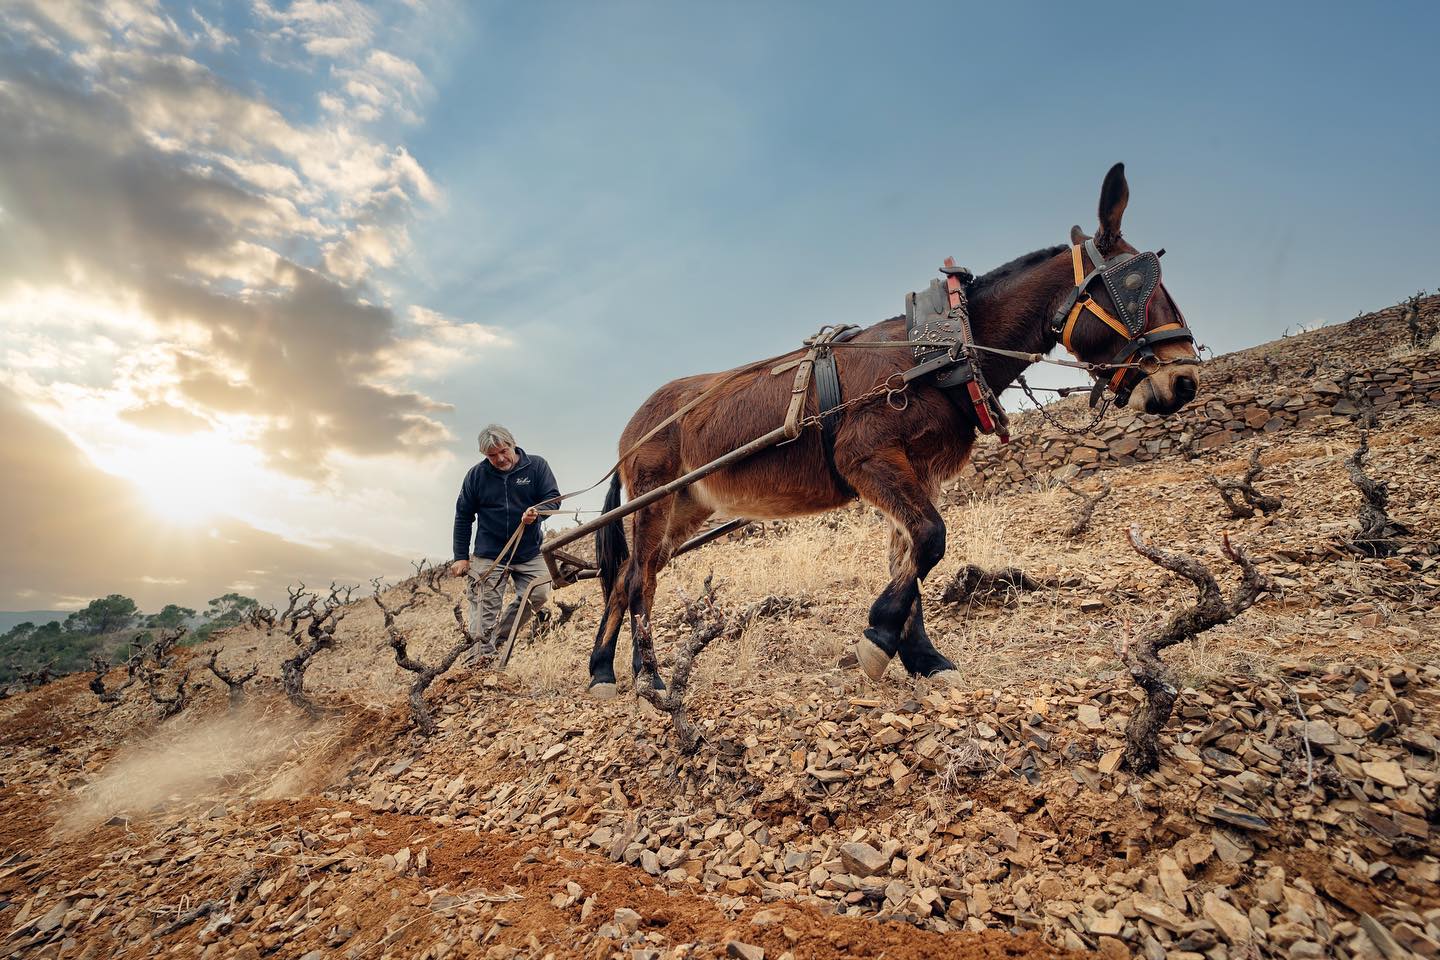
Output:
[484,443,518,472]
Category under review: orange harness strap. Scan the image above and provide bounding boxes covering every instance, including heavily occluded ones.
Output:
[1061,244,1131,356]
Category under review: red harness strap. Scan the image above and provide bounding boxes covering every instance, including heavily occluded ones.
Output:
[942,257,1002,438]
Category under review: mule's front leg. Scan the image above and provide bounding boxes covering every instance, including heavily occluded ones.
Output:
[895,596,960,681]
[849,459,947,681]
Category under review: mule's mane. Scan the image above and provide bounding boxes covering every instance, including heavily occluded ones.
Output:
[970,245,1067,295]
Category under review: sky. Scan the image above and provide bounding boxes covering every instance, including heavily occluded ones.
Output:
[1,0,1436,612]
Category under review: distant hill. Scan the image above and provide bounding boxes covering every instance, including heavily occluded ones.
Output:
[0,609,67,633]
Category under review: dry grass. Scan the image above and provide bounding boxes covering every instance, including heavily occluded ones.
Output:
[945,493,1022,571]
[505,622,590,694]
[669,509,888,600]
[180,400,1440,715]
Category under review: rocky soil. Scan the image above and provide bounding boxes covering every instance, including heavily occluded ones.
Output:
[3,296,1438,959]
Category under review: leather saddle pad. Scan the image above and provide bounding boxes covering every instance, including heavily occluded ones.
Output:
[906,277,976,389]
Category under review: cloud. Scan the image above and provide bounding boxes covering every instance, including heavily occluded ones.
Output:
[253,0,377,58]
[1,0,173,51]
[0,386,412,610]
[378,307,512,380]
[254,0,429,125]
[0,3,481,480]
[333,48,430,123]
[188,10,233,51]
[119,401,212,434]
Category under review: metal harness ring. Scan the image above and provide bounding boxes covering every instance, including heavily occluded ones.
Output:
[885,374,909,411]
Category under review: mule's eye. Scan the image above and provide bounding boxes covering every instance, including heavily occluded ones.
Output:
[1124,272,1143,290]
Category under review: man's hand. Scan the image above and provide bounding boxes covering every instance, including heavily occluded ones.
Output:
[521,506,539,526]
[449,559,470,577]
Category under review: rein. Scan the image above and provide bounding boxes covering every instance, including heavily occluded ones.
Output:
[514,247,1199,521]
[823,335,1189,375]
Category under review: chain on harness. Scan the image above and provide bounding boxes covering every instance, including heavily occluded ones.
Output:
[1014,373,1112,437]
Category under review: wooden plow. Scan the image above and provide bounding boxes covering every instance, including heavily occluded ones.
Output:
[491,431,791,668]
[493,512,754,669]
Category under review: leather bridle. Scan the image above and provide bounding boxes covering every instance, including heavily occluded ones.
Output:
[1052,238,1197,406]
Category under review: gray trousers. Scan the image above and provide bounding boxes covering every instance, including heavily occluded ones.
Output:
[467,553,553,648]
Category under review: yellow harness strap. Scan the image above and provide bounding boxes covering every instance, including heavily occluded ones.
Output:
[1058,242,1194,396]
[1061,243,1132,355]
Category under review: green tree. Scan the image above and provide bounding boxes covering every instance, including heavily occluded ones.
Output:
[0,620,127,686]
[145,604,196,629]
[32,621,63,641]
[193,593,260,643]
[63,595,139,636]
[203,593,259,627]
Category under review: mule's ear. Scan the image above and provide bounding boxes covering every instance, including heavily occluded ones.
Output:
[1070,224,1088,245]
[1097,162,1128,240]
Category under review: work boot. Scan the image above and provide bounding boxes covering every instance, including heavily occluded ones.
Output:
[464,640,497,667]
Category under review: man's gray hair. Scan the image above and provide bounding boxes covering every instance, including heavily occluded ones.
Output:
[477,424,516,452]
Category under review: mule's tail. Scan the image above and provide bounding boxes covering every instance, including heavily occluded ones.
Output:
[596,473,628,600]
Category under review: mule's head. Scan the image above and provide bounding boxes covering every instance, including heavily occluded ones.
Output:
[1055,163,1201,416]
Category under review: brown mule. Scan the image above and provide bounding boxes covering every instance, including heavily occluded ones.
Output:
[588,164,1201,698]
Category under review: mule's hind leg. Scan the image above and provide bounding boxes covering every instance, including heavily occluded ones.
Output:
[626,492,714,688]
[844,454,946,680]
[624,496,676,692]
[588,557,632,699]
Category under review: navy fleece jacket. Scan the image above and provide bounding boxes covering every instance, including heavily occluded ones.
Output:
[452,448,561,563]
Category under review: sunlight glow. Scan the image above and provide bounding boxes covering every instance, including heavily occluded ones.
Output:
[107,429,252,524]
[0,284,452,555]
[0,285,277,528]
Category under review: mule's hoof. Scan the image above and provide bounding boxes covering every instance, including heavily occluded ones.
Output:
[929,669,964,688]
[636,673,667,693]
[589,682,618,701]
[855,635,892,681]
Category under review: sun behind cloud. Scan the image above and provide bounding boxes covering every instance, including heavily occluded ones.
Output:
[0,1,492,607]
[106,428,256,526]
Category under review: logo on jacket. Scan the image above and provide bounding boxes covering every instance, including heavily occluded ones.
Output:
[515,477,531,485]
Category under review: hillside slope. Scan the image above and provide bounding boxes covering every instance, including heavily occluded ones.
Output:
[2,296,1438,960]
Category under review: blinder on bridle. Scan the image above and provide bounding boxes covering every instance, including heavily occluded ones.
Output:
[1051,237,1196,406]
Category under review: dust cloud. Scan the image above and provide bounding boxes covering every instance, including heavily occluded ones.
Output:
[60,702,331,832]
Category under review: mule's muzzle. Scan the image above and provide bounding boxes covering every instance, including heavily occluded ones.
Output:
[1173,373,1198,406]
[1142,370,1199,415]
